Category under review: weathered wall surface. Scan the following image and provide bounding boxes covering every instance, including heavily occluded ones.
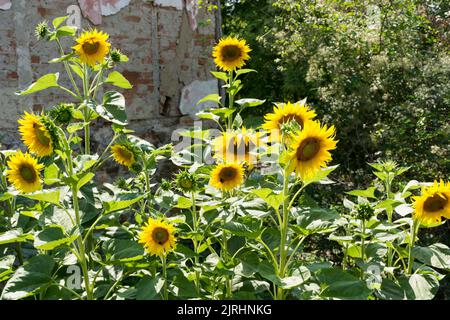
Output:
[0,0,218,152]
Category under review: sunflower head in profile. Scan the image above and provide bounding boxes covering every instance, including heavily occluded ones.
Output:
[73,29,111,67]
[287,120,337,180]
[212,127,263,167]
[210,163,245,191]
[263,101,316,142]
[175,170,198,193]
[412,180,450,227]
[6,151,44,193]
[18,112,54,157]
[111,144,136,168]
[139,218,176,257]
[212,36,251,71]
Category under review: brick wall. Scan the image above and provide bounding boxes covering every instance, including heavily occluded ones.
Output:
[0,0,218,151]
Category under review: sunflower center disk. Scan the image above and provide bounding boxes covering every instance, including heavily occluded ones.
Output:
[152,227,169,245]
[221,45,241,61]
[423,194,448,212]
[20,165,37,183]
[34,125,50,146]
[297,138,320,161]
[219,167,237,183]
[118,147,133,161]
[82,41,100,55]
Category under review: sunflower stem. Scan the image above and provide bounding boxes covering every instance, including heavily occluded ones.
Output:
[56,38,82,98]
[72,185,93,300]
[385,175,394,270]
[82,64,91,155]
[276,169,290,300]
[191,191,201,297]
[407,219,419,275]
[62,130,93,300]
[161,255,169,300]
[226,71,235,130]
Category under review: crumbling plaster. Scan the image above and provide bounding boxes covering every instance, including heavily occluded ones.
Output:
[0,0,219,154]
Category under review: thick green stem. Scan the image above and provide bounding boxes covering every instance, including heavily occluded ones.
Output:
[361,218,366,263]
[72,186,93,300]
[65,136,92,300]
[162,255,169,300]
[226,71,235,130]
[83,105,91,155]
[82,64,91,155]
[407,219,419,275]
[385,175,394,270]
[276,170,290,300]
[191,192,201,296]
[56,39,81,98]
[221,225,233,298]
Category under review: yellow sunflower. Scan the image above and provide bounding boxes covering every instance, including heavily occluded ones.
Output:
[412,180,450,227]
[139,218,176,257]
[287,120,337,180]
[73,29,111,67]
[6,151,44,193]
[212,36,251,71]
[18,112,53,157]
[212,127,264,166]
[111,144,135,168]
[210,163,245,191]
[263,101,316,142]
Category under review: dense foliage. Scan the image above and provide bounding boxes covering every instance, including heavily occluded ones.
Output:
[221,0,449,185]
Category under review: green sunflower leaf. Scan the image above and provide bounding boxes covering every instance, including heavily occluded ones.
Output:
[16,73,59,95]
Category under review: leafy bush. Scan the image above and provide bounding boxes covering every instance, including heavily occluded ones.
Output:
[222,0,449,184]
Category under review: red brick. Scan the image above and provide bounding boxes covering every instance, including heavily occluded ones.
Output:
[31,55,40,64]
[7,71,18,79]
[123,15,141,23]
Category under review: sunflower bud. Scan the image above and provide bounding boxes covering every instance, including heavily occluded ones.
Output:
[115,177,129,189]
[175,171,198,193]
[110,48,122,63]
[35,21,50,41]
[160,179,172,191]
[379,160,398,173]
[356,203,374,221]
[49,103,74,125]
[130,161,143,174]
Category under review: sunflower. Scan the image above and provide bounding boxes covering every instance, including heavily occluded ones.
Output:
[263,101,316,142]
[73,29,111,66]
[18,112,53,157]
[412,180,450,227]
[6,151,44,193]
[287,120,337,180]
[139,218,176,256]
[212,127,263,166]
[210,163,245,191]
[111,144,136,168]
[212,36,251,71]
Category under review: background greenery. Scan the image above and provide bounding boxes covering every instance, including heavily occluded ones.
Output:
[221,0,450,298]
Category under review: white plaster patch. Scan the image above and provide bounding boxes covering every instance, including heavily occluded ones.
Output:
[154,0,183,10]
[185,0,199,30]
[101,0,131,16]
[0,0,12,10]
[78,0,102,25]
[179,80,219,117]
[78,0,131,25]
